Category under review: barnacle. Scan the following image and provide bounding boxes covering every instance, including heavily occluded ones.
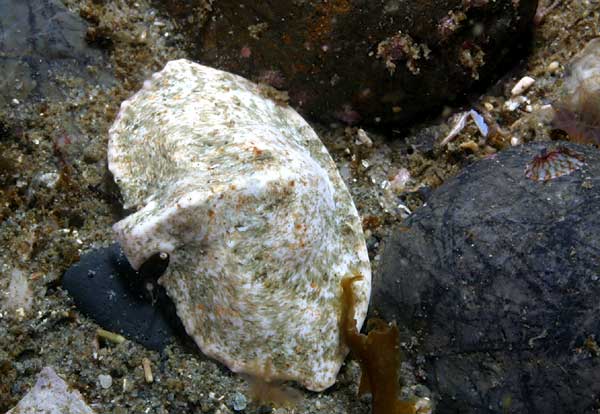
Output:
[524,146,585,181]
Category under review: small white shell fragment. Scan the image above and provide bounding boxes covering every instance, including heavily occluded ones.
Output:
[108,60,371,391]
[547,61,560,74]
[355,128,373,147]
[511,76,535,96]
[5,267,33,313]
[504,95,529,111]
[389,168,411,193]
[440,111,469,146]
[7,367,96,414]
[469,109,489,137]
[98,374,113,389]
[440,109,488,146]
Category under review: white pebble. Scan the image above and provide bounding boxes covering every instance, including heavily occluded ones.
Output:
[389,168,411,193]
[37,172,60,189]
[547,61,560,74]
[510,136,521,146]
[355,128,373,147]
[511,76,535,96]
[504,96,528,111]
[98,374,112,389]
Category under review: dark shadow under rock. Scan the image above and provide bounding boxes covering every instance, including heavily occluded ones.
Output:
[373,142,600,414]
[62,243,187,351]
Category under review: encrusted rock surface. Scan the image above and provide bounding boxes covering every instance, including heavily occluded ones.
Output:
[0,0,114,108]
[108,59,371,391]
[373,142,600,413]
[6,367,96,414]
[170,0,538,125]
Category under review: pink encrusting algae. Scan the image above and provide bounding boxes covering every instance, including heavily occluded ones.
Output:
[524,146,585,181]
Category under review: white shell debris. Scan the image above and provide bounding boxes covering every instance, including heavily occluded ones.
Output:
[355,128,373,147]
[108,60,371,391]
[511,75,535,96]
[6,367,96,414]
[440,109,489,146]
[4,267,33,315]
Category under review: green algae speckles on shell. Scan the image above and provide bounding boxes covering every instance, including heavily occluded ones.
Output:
[107,60,371,391]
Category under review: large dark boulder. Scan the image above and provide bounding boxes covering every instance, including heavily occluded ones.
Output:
[0,0,114,108]
[164,0,538,125]
[373,142,600,413]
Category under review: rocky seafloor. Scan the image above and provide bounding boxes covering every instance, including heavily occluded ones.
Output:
[2,1,600,413]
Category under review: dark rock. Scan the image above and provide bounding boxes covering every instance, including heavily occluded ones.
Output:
[168,0,537,125]
[0,0,114,107]
[373,142,600,413]
[62,243,186,351]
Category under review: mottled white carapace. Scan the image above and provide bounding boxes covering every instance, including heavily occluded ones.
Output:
[107,60,371,391]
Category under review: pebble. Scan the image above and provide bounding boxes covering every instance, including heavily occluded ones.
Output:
[6,367,96,414]
[356,128,373,147]
[547,60,560,74]
[511,75,535,96]
[230,392,247,411]
[36,172,60,189]
[98,374,113,389]
[504,95,528,111]
[389,168,411,193]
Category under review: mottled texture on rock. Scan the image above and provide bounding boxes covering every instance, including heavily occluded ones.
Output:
[373,142,600,413]
[173,0,538,125]
[0,0,114,107]
[6,367,96,414]
[108,59,371,391]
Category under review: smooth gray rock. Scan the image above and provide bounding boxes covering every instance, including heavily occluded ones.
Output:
[0,0,114,107]
[6,367,96,414]
[374,142,600,414]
